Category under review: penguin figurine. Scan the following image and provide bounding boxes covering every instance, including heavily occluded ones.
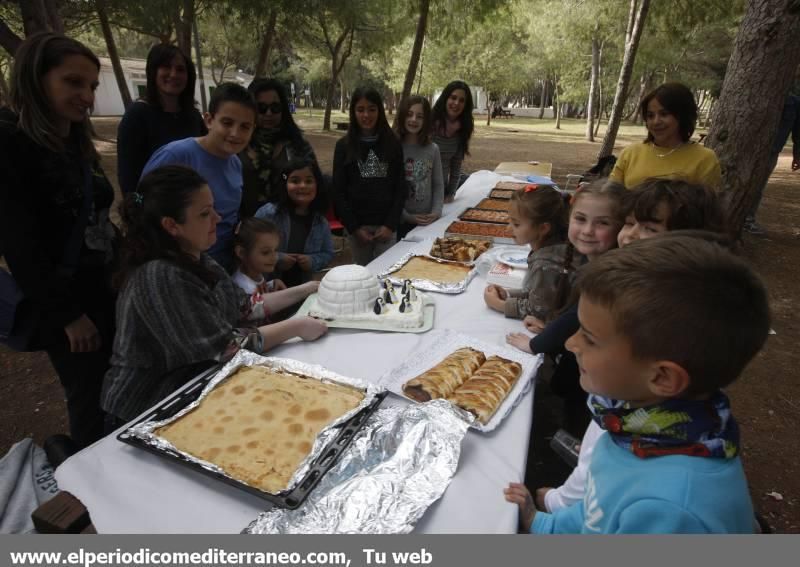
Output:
[373,297,385,314]
[407,283,417,302]
[382,289,394,304]
[400,295,412,313]
[401,279,412,295]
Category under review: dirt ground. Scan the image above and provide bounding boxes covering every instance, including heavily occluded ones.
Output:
[1,114,798,533]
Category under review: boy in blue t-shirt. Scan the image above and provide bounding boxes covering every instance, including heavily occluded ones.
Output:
[142,83,256,270]
[505,233,771,534]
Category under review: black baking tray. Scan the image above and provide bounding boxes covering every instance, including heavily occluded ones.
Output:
[117,364,387,509]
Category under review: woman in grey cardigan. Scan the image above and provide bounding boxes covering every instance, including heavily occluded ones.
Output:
[101,165,327,423]
[432,80,475,203]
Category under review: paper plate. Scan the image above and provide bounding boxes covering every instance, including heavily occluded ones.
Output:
[496,250,528,268]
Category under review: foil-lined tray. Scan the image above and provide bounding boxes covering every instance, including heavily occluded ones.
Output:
[117,350,386,509]
[243,399,472,534]
[377,329,543,432]
[379,253,477,294]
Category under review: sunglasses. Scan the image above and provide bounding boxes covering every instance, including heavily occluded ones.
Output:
[257,102,282,115]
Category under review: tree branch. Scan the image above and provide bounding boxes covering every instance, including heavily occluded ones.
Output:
[0,17,22,56]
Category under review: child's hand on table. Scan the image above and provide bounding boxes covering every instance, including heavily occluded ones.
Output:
[523,315,545,333]
[484,285,507,311]
[296,317,328,341]
[504,482,536,533]
[506,332,533,354]
[535,487,553,511]
[300,280,320,295]
[269,279,287,291]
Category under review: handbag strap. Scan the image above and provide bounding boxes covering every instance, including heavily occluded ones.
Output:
[55,163,94,278]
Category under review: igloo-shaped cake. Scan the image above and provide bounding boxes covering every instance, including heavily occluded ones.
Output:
[310,264,426,328]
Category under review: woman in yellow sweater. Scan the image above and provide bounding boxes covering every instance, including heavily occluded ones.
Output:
[609,83,720,190]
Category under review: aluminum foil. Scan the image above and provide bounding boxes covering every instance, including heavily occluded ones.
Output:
[377,329,543,433]
[121,349,384,497]
[379,253,477,294]
[243,399,473,534]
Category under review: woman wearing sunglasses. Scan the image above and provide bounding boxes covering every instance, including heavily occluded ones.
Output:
[240,78,317,217]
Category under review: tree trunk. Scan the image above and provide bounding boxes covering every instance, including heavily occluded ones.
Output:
[539,79,549,119]
[97,0,132,110]
[554,76,561,129]
[0,19,22,56]
[324,63,337,131]
[586,30,600,141]
[0,61,9,104]
[597,0,651,159]
[625,72,647,121]
[706,0,800,235]
[400,0,430,103]
[193,20,207,112]
[340,78,346,113]
[594,42,604,138]
[416,49,424,94]
[321,22,354,132]
[175,0,194,57]
[43,0,63,34]
[486,89,492,126]
[19,0,49,36]
[254,9,278,78]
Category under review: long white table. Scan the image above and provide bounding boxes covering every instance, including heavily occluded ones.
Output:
[54,171,539,534]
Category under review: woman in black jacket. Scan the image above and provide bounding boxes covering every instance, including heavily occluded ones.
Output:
[0,33,118,447]
[116,44,205,194]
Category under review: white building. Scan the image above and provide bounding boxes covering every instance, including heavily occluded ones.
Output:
[93,56,253,116]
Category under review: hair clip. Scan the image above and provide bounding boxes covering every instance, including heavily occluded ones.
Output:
[133,192,144,205]
[524,183,539,193]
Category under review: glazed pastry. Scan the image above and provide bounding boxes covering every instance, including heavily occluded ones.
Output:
[446,220,514,239]
[475,198,512,211]
[447,356,522,424]
[459,208,510,224]
[402,347,486,402]
[493,181,529,191]
[429,237,492,262]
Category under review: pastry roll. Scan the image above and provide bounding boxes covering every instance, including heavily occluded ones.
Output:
[447,356,522,424]
[402,347,486,402]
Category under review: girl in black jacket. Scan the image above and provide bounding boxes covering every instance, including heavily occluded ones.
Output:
[332,87,406,266]
[0,33,118,447]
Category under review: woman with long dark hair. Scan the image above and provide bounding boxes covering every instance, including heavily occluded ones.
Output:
[332,86,406,265]
[609,82,720,190]
[0,33,118,447]
[116,44,205,194]
[431,80,475,203]
[240,78,317,216]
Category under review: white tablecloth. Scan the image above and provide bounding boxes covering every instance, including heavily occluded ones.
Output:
[54,172,539,534]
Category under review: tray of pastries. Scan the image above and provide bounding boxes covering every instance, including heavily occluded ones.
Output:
[475,198,512,211]
[380,253,477,293]
[379,330,543,432]
[493,181,530,192]
[489,189,515,199]
[445,220,515,243]
[118,354,387,508]
[459,208,510,225]
[429,237,492,262]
